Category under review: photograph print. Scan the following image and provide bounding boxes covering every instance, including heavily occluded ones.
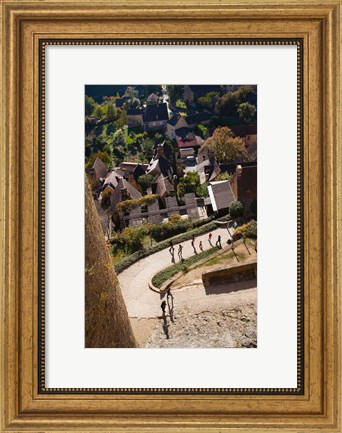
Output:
[85,84,257,348]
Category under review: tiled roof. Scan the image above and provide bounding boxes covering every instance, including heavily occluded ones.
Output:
[167,113,180,126]
[155,175,174,197]
[177,135,204,149]
[175,127,193,139]
[120,162,148,172]
[147,93,160,102]
[247,142,257,161]
[208,180,235,211]
[103,171,123,188]
[143,103,169,122]
[92,157,108,179]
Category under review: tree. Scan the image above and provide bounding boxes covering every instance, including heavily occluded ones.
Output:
[141,137,155,160]
[105,103,116,121]
[202,127,249,163]
[166,85,184,103]
[94,105,103,119]
[138,174,154,194]
[196,183,209,198]
[216,171,232,181]
[197,91,219,109]
[115,109,127,129]
[177,172,200,197]
[215,85,255,117]
[229,200,244,218]
[237,102,256,124]
[112,129,126,147]
[85,95,96,115]
[85,151,112,169]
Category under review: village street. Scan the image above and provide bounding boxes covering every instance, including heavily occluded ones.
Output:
[117,226,231,318]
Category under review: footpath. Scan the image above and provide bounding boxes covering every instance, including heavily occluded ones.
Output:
[117,227,230,318]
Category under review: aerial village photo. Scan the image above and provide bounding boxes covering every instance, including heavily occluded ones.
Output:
[85,85,257,348]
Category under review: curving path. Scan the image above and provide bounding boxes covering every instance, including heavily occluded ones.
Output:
[117,227,231,318]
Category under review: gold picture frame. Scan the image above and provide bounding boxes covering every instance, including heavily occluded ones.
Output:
[0,0,341,431]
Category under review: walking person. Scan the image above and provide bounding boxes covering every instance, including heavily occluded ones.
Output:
[161,300,167,315]
[169,239,174,255]
[178,244,183,261]
[199,240,203,252]
[208,232,213,245]
[216,235,222,249]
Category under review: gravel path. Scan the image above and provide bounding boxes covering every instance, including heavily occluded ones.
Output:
[117,227,231,318]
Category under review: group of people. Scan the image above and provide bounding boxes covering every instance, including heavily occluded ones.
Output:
[168,231,228,261]
[168,241,184,260]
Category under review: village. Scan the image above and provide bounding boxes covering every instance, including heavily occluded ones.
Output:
[85,84,258,348]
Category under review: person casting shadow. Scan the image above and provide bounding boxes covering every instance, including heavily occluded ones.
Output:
[162,312,170,339]
[167,291,174,323]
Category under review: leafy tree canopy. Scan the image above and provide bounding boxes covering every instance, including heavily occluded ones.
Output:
[197,91,219,109]
[215,85,255,117]
[237,102,256,124]
[85,151,112,169]
[85,95,96,116]
[202,127,249,163]
[177,172,200,197]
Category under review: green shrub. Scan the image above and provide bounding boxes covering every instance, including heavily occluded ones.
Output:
[229,200,244,218]
[149,220,191,242]
[233,220,257,241]
[112,225,149,255]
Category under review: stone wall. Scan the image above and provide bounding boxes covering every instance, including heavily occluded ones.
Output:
[85,178,136,348]
[202,260,257,286]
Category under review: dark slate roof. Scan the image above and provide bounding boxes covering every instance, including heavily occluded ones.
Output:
[167,113,180,126]
[143,103,169,122]
[175,127,193,139]
[189,85,221,98]
[185,111,211,125]
[127,108,144,115]
[147,156,171,178]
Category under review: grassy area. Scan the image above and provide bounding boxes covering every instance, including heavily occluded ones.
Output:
[152,247,218,289]
[205,250,246,266]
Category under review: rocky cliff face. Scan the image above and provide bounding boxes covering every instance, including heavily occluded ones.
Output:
[85,178,136,348]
